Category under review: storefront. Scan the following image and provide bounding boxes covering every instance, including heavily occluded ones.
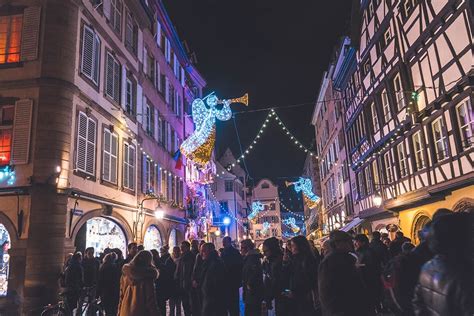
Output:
[75,217,127,256]
[143,225,163,250]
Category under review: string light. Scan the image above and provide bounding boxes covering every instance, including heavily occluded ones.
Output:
[0,166,15,185]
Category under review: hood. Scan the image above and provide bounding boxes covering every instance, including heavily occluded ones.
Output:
[122,264,158,284]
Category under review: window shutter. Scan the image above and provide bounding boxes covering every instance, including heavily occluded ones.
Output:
[11,99,33,165]
[129,145,136,190]
[123,144,129,188]
[113,60,121,102]
[121,66,127,109]
[76,112,88,172]
[103,0,112,20]
[154,110,159,142]
[103,129,111,181]
[143,47,148,75]
[156,20,161,45]
[180,67,185,86]
[86,118,96,175]
[92,34,100,84]
[167,123,172,152]
[21,6,41,61]
[165,77,169,103]
[105,53,114,98]
[110,133,117,183]
[81,26,94,79]
[142,154,147,193]
[136,84,143,124]
[155,61,160,89]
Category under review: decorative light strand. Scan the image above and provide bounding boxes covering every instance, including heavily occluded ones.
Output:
[279,199,308,219]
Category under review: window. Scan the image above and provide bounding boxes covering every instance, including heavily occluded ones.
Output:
[225,180,234,192]
[76,112,96,176]
[146,53,155,81]
[384,151,393,183]
[363,59,371,76]
[80,25,100,85]
[145,103,154,137]
[432,117,448,161]
[397,142,408,177]
[109,0,122,34]
[0,106,13,165]
[261,182,270,189]
[456,100,473,149]
[161,170,167,197]
[123,142,135,190]
[384,28,391,44]
[368,2,374,19]
[365,167,373,195]
[125,75,136,116]
[220,201,229,210]
[0,14,22,64]
[372,160,379,186]
[125,12,137,55]
[381,89,391,122]
[403,0,418,18]
[102,128,118,183]
[357,171,365,198]
[371,102,379,132]
[143,155,154,193]
[393,74,405,111]
[105,52,121,102]
[412,131,425,170]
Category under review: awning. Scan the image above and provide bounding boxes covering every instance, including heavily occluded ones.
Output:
[340,217,364,232]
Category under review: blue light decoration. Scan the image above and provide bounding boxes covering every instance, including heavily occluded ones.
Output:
[288,177,320,209]
[180,93,232,167]
[0,166,15,186]
[223,216,231,226]
[282,217,301,234]
[248,201,264,222]
[261,222,270,235]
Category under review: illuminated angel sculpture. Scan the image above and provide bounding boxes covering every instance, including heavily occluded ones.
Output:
[283,217,300,233]
[248,201,264,222]
[180,94,232,167]
[286,177,320,209]
[261,222,270,235]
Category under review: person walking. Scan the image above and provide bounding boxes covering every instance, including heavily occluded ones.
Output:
[413,212,474,315]
[200,243,226,316]
[369,231,389,268]
[220,236,243,316]
[354,234,382,315]
[286,235,320,316]
[64,252,84,312]
[318,231,373,316]
[262,237,290,315]
[117,250,159,316]
[98,252,120,315]
[191,242,204,316]
[82,247,100,289]
[240,239,264,316]
[175,241,195,316]
[123,242,138,265]
[169,246,182,316]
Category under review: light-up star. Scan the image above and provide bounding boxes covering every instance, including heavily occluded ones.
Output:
[180,94,232,167]
[248,201,264,221]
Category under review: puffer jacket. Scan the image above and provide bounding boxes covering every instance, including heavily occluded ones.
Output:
[413,255,473,316]
[118,263,160,316]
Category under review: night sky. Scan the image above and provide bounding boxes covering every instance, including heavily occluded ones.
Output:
[164,0,352,183]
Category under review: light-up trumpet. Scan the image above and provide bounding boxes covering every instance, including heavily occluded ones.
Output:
[219,93,249,106]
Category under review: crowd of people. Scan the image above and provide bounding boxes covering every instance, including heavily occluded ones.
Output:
[61,208,473,315]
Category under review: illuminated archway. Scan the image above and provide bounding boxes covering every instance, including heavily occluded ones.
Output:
[412,214,430,245]
[168,228,177,251]
[143,225,163,250]
[75,217,127,255]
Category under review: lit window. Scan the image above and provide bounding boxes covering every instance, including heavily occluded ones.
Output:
[0,15,22,64]
[125,75,136,117]
[225,180,234,192]
[432,117,448,161]
[0,106,13,165]
[412,131,425,170]
[123,142,135,190]
[393,74,405,111]
[397,142,408,177]
[384,151,394,183]
[371,102,379,132]
[381,89,391,122]
[456,100,473,149]
[143,155,154,193]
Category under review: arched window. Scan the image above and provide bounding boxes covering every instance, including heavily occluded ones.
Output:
[168,228,177,251]
[143,225,162,250]
[76,217,127,255]
[0,223,10,297]
[412,215,430,245]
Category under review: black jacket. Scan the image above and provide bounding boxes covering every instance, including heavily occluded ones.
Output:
[318,251,373,316]
[65,261,84,292]
[413,255,473,316]
[221,246,243,289]
[175,250,195,292]
[356,245,382,305]
[201,251,226,316]
[155,255,177,300]
[82,257,100,287]
[369,239,389,267]
[289,253,319,315]
[262,255,284,305]
[97,262,120,311]
[242,250,264,305]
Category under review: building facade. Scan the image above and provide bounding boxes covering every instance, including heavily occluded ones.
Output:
[343,0,473,240]
[301,153,321,235]
[0,0,207,312]
[248,179,282,246]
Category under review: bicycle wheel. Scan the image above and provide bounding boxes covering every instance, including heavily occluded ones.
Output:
[41,306,66,316]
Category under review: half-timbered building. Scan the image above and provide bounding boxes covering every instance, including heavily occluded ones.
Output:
[345,0,473,241]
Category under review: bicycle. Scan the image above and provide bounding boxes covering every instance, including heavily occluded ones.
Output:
[41,286,105,316]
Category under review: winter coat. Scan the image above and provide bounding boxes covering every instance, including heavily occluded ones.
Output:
[369,239,389,267]
[289,253,319,315]
[175,250,195,292]
[318,250,373,316]
[242,249,264,305]
[201,251,226,316]
[356,245,383,306]
[64,261,83,292]
[220,246,243,289]
[413,255,473,316]
[389,236,410,258]
[155,255,176,301]
[117,263,160,316]
[192,253,204,287]
[98,262,120,314]
[82,257,100,287]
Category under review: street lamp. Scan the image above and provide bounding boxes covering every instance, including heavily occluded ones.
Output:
[223,216,231,226]
[215,229,221,237]
[373,193,383,207]
[154,209,164,219]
